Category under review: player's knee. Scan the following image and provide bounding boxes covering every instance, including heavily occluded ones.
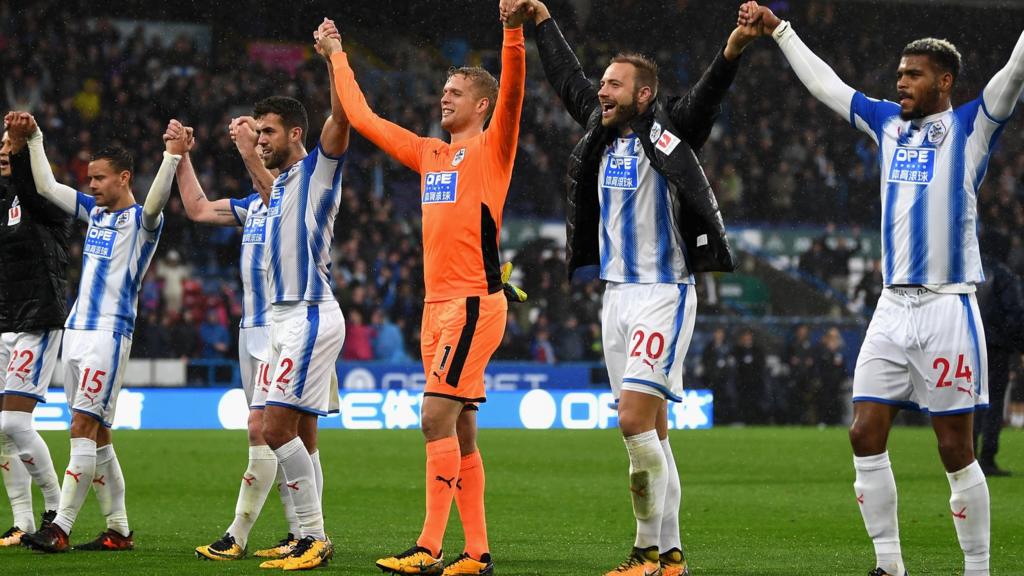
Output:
[848,421,880,455]
[247,411,265,445]
[69,414,101,440]
[936,436,974,467]
[261,421,288,450]
[618,409,652,437]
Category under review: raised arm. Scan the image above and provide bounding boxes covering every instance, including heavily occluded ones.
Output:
[22,123,79,217]
[142,121,184,231]
[528,1,601,128]
[314,18,352,158]
[4,112,70,224]
[982,29,1024,122]
[485,8,527,166]
[165,120,243,227]
[318,22,426,173]
[229,116,275,202]
[667,19,753,151]
[740,5,857,121]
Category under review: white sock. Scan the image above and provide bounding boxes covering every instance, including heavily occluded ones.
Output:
[0,429,35,532]
[273,437,324,540]
[310,450,323,508]
[55,437,97,535]
[624,430,667,550]
[2,410,61,511]
[853,452,904,575]
[947,461,990,576]
[227,445,277,548]
[659,437,682,553]
[93,444,129,537]
[277,464,301,537]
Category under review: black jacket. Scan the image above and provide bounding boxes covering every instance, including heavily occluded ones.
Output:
[977,254,1024,352]
[0,147,72,332]
[535,18,738,279]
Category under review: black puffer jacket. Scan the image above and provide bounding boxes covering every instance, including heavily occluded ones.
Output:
[0,146,72,332]
[535,17,738,278]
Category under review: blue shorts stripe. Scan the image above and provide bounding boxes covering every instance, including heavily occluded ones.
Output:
[961,294,984,395]
[102,333,123,410]
[661,284,689,376]
[31,330,51,386]
[3,390,46,403]
[264,400,327,417]
[293,305,320,399]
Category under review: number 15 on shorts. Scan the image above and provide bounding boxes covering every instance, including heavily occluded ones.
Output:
[79,368,107,404]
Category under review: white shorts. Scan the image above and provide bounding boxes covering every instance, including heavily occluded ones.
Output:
[62,329,133,427]
[265,301,344,416]
[602,282,697,402]
[853,287,989,415]
[239,325,272,409]
[0,329,63,403]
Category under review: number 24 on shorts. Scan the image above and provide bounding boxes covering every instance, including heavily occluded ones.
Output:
[933,354,973,392]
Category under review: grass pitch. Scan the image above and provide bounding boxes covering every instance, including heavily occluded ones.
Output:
[1,427,1021,575]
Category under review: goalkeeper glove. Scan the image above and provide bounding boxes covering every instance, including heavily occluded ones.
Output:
[501,262,528,304]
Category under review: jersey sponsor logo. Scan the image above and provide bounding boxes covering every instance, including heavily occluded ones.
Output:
[267,186,284,217]
[451,148,466,167]
[422,171,458,204]
[242,215,267,244]
[7,196,20,226]
[603,154,640,190]
[887,146,935,184]
[84,227,118,259]
[655,130,681,156]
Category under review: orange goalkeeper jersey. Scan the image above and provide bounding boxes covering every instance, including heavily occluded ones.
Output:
[331,27,525,303]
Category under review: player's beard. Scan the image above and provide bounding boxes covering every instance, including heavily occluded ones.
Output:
[262,147,288,171]
[603,95,641,130]
[900,81,941,120]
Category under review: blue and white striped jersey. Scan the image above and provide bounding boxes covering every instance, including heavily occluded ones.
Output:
[66,194,162,337]
[597,135,693,285]
[229,192,270,328]
[265,143,345,304]
[850,94,1006,286]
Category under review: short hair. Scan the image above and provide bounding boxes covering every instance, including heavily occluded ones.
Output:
[91,145,134,175]
[903,38,962,84]
[610,52,659,98]
[447,66,499,120]
[253,96,309,143]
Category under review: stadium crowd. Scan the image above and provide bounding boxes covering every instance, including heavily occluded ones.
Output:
[3,0,1024,386]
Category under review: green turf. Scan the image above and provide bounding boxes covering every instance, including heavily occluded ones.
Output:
[0,427,1021,575]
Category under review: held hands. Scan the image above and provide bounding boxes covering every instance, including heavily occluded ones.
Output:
[313,17,342,59]
[163,119,193,156]
[4,111,39,147]
[736,1,781,35]
[501,262,528,304]
[229,116,259,154]
[724,1,768,60]
[499,0,547,27]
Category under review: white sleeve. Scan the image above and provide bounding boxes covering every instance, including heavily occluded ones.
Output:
[982,29,1024,122]
[141,151,181,231]
[773,21,857,121]
[26,129,79,216]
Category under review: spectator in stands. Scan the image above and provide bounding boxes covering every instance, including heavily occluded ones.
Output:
[530,325,556,365]
[371,308,409,363]
[165,310,197,359]
[198,308,230,358]
[798,238,829,281]
[342,308,375,361]
[814,327,847,426]
[553,315,585,363]
[733,327,767,425]
[784,324,816,424]
[701,327,736,424]
[157,249,189,314]
[819,223,862,296]
[854,258,884,315]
